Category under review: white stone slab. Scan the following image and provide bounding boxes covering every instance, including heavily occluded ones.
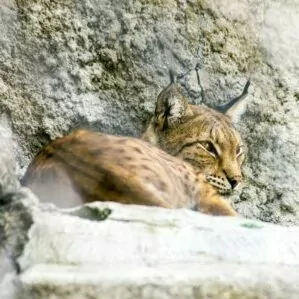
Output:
[19,201,299,298]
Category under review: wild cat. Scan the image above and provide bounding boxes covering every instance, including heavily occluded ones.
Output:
[22,73,250,216]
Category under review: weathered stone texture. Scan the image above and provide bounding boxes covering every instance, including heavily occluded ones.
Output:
[0,1,298,223]
[18,202,299,299]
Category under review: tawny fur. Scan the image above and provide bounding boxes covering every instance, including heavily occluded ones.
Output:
[22,129,236,216]
[22,78,249,216]
[142,82,246,194]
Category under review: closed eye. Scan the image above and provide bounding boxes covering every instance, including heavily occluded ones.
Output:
[175,140,218,157]
[197,141,218,157]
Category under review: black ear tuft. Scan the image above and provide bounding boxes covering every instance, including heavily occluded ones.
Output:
[214,80,251,114]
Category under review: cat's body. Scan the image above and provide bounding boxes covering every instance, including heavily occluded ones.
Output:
[22,129,236,215]
[22,75,250,216]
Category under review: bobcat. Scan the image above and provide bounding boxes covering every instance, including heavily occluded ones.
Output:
[22,74,250,216]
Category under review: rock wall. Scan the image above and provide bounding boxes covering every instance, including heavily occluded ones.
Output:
[0,0,298,224]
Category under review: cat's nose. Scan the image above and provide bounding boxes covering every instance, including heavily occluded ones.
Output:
[228,176,242,189]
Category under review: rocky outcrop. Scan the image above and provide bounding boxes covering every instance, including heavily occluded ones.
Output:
[0,0,298,225]
[0,114,32,299]
[14,200,299,299]
[0,0,299,296]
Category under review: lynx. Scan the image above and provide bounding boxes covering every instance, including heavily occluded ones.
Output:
[142,75,250,194]
[22,74,250,216]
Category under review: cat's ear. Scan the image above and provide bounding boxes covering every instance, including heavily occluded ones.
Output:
[214,80,251,122]
[154,71,190,130]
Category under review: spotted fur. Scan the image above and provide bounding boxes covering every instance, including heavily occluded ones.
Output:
[22,77,249,216]
[22,129,236,215]
[142,79,249,194]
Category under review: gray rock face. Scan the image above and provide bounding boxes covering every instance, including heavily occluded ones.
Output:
[0,0,298,226]
[0,115,32,299]
[0,189,35,299]
[0,115,19,197]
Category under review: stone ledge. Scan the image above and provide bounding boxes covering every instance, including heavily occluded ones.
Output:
[17,200,299,298]
[20,263,299,299]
